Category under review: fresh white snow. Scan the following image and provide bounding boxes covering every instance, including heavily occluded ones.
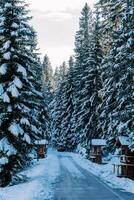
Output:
[71,152,134,194]
[117,136,130,146]
[0,149,60,200]
[0,157,8,166]
[31,125,38,134]
[3,52,11,60]
[8,122,24,137]
[61,157,84,178]
[91,139,106,146]
[3,40,11,50]
[17,64,27,77]
[1,92,10,103]
[13,77,23,89]
[0,63,7,75]
[0,138,17,166]
[7,84,20,97]
[20,118,30,126]
[11,22,18,28]
[11,31,18,37]
[0,150,134,200]
[7,105,12,112]
[5,3,12,8]
[23,134,31,144]
[0,138,17,157]
[35,139,48,145]
[0,84,4,95]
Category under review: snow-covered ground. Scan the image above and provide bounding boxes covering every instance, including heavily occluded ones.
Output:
[70,152,134,194]
[61,157,84,178]
[0,149,60,200]
[0,149,134,200]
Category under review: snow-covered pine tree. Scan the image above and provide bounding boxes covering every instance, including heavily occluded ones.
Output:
[42,54,53,103]
[73,6,103,147]
[99,0,134,149]
[30,53,49,141]
[72,3,94,146]
[82,8,103,144]
[53,66,59,90]
[57,56,76,151]
[96,0,126,54]
[51,62,67,148]
[42,54,53,84]
[0,0,45,186]
[41,55,54,140]
[59,61,68,80]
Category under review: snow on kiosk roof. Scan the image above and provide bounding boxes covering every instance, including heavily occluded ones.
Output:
[35,139,48,145]
[91,139,106,146]
[116,136,129,146]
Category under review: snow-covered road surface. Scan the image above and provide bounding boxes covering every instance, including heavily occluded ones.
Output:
[54,153,134,200]
[0,150,134,200]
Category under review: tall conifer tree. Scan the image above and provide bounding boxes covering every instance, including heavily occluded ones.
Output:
[57,57,76,150]
[99,0,134,149]
[72,3,93,145]
[0,0,47,186]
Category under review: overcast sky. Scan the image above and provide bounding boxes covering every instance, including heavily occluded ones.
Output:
[28,0,95,68]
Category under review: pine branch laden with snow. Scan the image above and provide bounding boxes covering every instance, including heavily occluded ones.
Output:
[98,0,134,149]
[0,0,47,187]
[8,122,24,137]
[0,63,7,75]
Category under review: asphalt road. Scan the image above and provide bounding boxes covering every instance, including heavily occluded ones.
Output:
[53,154,134,200]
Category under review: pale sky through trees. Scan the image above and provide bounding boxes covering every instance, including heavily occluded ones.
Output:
[28,0,94,68]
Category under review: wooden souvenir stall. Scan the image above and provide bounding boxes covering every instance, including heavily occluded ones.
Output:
[89,139,106,164]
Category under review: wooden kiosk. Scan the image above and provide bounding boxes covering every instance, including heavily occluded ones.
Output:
[35,139,48,159]
[113,136,134,178]
[89,139,106,164]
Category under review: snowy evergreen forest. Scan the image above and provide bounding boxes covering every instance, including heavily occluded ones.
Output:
[0,0,134,188]
[51,1,134,152]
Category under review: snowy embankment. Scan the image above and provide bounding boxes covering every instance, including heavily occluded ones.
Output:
[0,149,60,200]
[70,152,134,194]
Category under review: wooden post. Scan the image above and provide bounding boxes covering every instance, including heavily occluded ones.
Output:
[37,140,39,161]
[117,165,119,176]
[113,164,115,173]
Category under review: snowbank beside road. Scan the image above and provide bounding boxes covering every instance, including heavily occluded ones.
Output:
[71,153,134,194]
[0,150,60,200]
